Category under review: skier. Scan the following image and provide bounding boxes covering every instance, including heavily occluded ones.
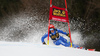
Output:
[41,24,79,48]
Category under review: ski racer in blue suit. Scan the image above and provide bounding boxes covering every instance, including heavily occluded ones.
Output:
[41,24,79,48]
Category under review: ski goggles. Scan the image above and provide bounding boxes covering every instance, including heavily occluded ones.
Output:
[50,28,54,31]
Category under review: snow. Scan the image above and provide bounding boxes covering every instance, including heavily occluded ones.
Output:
[0,42,100,56]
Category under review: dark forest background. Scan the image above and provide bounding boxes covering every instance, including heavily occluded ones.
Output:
[0,0,100,51]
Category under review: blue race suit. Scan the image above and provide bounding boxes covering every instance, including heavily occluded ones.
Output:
[41,29,79,48]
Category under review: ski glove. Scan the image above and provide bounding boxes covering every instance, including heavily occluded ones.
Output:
[66,33,70,37]
[43,42,46,45]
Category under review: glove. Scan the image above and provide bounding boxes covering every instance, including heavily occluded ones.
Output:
[66,33,70,37]
[43,42,46,45]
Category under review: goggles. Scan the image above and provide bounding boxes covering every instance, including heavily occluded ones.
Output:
[50,28,54,31]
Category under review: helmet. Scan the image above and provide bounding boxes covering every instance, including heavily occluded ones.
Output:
[49,24,55,29]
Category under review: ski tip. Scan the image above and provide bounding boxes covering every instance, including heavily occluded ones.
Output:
[87,49,95,51]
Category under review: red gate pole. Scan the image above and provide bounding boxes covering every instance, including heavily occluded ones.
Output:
[47,0,52,45]
[47,20,50,45]
[65,0,73,47]
[68,21,72,47]
[50,0,52,5]
[65,0,67,9]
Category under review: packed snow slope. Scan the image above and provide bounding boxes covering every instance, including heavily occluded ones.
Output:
[0,42,100,56]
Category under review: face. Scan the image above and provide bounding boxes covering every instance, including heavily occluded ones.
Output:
[51,30,54,33]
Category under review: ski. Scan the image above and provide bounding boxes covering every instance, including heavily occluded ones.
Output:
[77,47,95,51]
[87,49,95,51]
